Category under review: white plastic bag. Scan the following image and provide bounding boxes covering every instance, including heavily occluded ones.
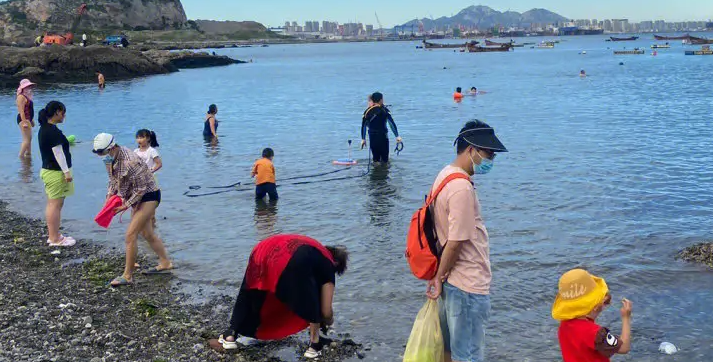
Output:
[403,299,444,362]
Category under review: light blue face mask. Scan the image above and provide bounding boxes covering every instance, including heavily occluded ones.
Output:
[475,158,493,175]
[102,155,114,165]
[470,150,494,175]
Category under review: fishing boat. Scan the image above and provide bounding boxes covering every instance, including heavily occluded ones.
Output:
[610,36,639,41]
[467,44,512,53]
[685,45,713,55]
[423,40,478,49]
[522,42,536,45]
[651,44,671,49]
[654,34,690,40]
[536,41,555,49]
[688,36,713,45]
[614,48,645,55]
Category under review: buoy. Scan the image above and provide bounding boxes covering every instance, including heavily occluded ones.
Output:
[659,342,678,355]
[619,62,624,65]
[67,135,76,145]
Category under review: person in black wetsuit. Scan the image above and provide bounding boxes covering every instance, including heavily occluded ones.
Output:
[360,92,402,164]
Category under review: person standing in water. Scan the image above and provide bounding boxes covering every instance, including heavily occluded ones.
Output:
[16,79,36,158]
[134,129,162,174]
[92,133,173,287]
[252,148,278,201]
[426,120,507,362]
[360,92,402,165]
[38,101,76,247]
[204,104,219,141]
[96,71,105,89]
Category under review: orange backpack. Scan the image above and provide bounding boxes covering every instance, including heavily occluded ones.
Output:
[406,172,471,280]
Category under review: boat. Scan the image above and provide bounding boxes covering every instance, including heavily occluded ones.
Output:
[522,42,536,45]
[423,40,478,49]
[485,39,523,48]
[484,39,511,46]
[651,44,671,49]
[688,36,713,45]
[654,34,689,40]
[610,36,639,41]
[685,45,713,55]
[467,44,512,53]
[536,41,555,49]
[614,48,645,55]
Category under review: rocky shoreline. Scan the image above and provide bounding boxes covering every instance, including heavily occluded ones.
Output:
[0,201,363,362]
[0,45,244,88]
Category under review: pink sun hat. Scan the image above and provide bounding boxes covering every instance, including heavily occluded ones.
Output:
[16,79,36,95]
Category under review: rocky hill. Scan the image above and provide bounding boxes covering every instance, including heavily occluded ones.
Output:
[0,0,187,43]
[401,5,568,31]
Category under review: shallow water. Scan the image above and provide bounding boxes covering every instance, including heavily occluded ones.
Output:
[2,35,713,360]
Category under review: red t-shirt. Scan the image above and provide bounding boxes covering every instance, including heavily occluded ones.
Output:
[559,319,621,362]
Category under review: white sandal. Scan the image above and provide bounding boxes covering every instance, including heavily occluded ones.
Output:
[48,235,76,247]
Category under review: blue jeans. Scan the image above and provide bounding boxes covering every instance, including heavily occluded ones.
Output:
[439,282,491,362]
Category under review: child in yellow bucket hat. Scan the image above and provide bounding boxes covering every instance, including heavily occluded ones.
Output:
[552,269,633,362]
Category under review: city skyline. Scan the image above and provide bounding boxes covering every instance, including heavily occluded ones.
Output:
[181,0,713,27]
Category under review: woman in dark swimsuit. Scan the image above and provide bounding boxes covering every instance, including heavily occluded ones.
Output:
[203,104,219,141]
[16,79,36,159]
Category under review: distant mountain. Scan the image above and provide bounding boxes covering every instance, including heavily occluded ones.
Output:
[400,5,568,30]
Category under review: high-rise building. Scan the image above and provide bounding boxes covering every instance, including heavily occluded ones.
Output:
[284,21,292,33]
[640,21,653,32]
[611,19,628,33]
[603,19,613,32]
[591,19,598,28]
[654,20,666,31]
[366,24,374,36]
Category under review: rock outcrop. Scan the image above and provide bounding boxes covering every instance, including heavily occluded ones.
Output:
[0,45,242,87]
[0,0,187,43]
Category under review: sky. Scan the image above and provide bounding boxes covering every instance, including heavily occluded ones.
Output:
[182,0,713,27]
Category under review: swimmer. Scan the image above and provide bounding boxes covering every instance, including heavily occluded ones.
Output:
[453,87,464,100]
[96,71,105,89]
[580,70,586,77]
[469,87,477,95]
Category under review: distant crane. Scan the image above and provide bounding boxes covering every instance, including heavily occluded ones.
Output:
[374,12,383,38]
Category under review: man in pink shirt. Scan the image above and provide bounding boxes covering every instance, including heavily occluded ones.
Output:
[426,120,507,362]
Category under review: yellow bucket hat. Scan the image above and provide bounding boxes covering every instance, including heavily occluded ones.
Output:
[552,269,609,321]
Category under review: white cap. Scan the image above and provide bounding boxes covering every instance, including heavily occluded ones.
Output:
[92,133,115,153]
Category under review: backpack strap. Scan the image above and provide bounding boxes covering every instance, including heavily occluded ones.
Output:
[425,173,471,207]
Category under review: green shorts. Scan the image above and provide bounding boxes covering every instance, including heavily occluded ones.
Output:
[40,169,74,200]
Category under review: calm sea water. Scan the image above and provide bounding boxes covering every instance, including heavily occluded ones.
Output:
[2,35,713,361]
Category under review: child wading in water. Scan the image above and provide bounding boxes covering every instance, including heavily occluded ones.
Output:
[134,129,162,174]
[252,148,278,201]
[553,269,633,362]
[135,129,162,225]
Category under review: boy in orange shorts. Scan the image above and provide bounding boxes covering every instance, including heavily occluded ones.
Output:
[552,269,633,362]
[252,148,277,201]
